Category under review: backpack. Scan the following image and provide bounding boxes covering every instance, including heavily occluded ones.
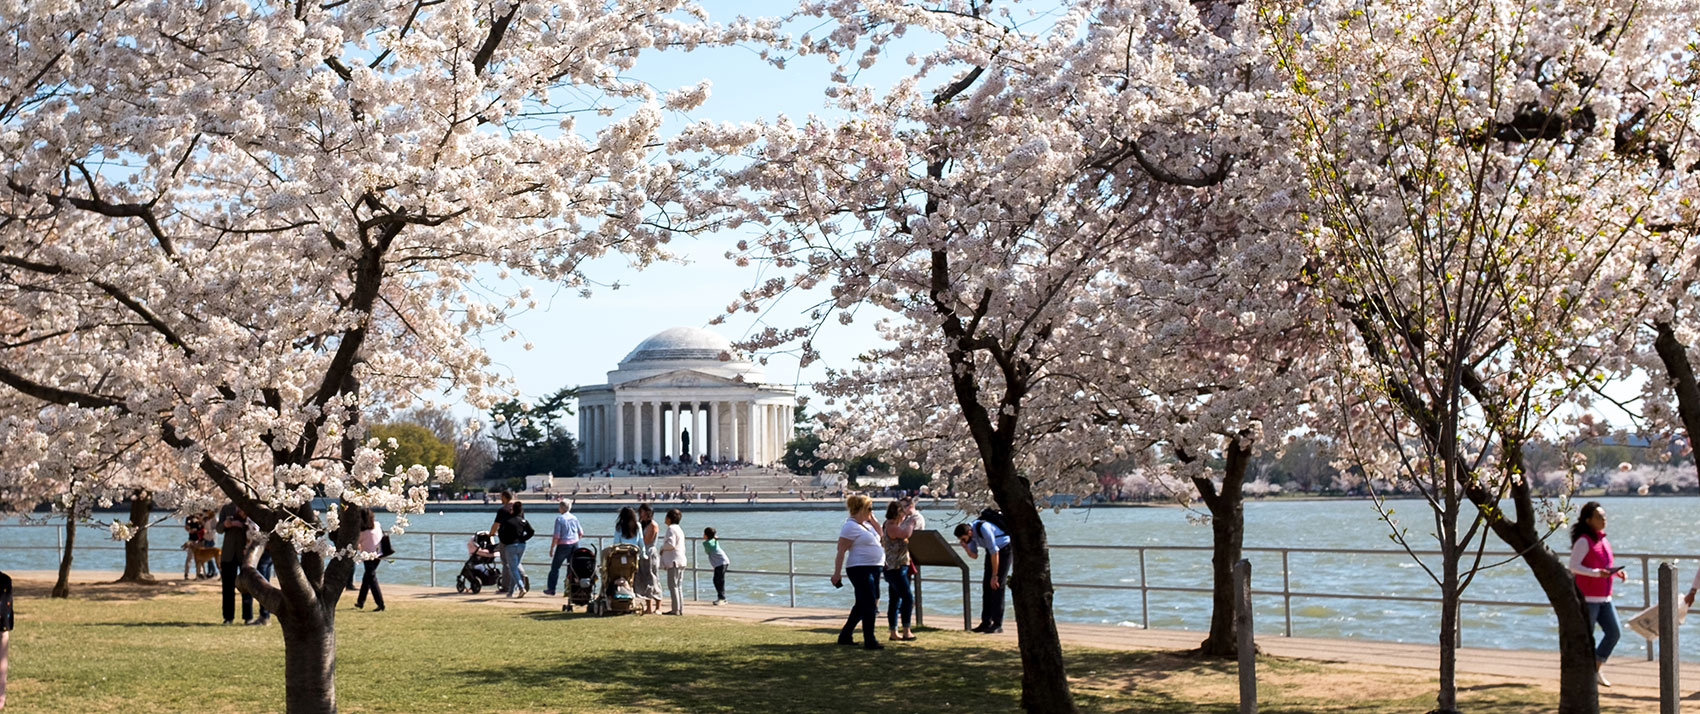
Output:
[977,507,1010,536]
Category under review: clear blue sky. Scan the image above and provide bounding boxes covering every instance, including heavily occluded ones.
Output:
[463,3,908,427]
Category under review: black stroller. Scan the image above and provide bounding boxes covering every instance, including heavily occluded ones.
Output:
[561,544,598,612]
[455,531,528,594]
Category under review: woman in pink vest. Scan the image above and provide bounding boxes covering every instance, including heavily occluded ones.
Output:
[1568,501,1627,687]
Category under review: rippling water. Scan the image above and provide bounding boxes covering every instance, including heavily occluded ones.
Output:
[8,495,1700,659]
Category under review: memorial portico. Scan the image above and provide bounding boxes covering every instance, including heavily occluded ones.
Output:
[577,327,797,468]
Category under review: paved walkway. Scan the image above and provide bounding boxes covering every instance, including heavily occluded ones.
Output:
[18,570,1699,703]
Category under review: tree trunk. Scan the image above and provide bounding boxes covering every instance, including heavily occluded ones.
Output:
[1652,320,1700,484]
[1435,565,1460,714]
[278,601,337,714]
[1194,436,1251,658]
[118,491,154,583]
[987,455,1078,714]
[1462,480,1598,714]
[245,534,352,714]
[52,506,75,599]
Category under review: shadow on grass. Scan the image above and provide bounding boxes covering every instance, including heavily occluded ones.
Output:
[452,632,1227,714]
[11,579,213,601]
[99,620,227,628]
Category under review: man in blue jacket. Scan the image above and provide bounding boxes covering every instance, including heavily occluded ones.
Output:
[955,516,1012,633]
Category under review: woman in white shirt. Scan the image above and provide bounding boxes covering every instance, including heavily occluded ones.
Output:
[658,508,689,615]
[831,494,885,649]
[355,507,386,612]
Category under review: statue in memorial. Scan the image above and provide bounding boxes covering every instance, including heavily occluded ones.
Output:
[680,428,691,459]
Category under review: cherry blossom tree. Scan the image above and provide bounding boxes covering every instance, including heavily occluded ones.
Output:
[1264,0,1700,710]
[0,1,742,711]
[686,0,1312,705]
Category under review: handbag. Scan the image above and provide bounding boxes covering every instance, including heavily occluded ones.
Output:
[379,535,395,558]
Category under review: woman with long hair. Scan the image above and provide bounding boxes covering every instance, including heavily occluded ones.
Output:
[1569,501,1627,687]
[634,503,663,614]
[355,507,386,612]
[882,500,918,641]
[613,506,642,546]
[831,494,885,649]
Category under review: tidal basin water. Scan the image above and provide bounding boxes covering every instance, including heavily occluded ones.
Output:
[9,495,1700,659]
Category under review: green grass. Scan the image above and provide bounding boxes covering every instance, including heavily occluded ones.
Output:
[0,582,1644,714]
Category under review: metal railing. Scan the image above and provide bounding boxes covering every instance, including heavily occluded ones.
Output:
[0,522,1684,658]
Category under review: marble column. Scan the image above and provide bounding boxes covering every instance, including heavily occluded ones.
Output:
[730,402,741,462]
[644,401,655,463]
[618,399,632,465]
[708,401,720,462]
[582,405,594,466]
[696,402,707,462]
[589,405,601,466]
[754,400,766,464]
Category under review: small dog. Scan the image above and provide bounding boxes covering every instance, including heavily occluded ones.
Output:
[182,542,222,578]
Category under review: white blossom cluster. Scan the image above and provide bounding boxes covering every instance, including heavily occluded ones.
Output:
[0,0,756,550]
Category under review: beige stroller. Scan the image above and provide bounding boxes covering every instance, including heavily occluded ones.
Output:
[586,543,641,616]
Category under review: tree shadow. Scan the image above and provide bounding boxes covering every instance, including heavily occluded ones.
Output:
[99,621,226,628]
[10,579,213,601]
[451,639,1213,714]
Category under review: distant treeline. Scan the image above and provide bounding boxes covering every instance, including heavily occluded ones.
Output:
[1100,436,1697,501]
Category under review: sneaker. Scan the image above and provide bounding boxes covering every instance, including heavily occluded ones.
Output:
[246,617,269,626]
[983,626,1003,634]
[714,599,725,605]
[542,590,556,597]
[1597,671,1612,688]
[837,637,857,646]
[863,641,885,650]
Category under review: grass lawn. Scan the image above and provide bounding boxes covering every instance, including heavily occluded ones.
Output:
[0,579,1647,713]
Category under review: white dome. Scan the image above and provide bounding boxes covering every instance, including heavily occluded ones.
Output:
[620,327,736,365]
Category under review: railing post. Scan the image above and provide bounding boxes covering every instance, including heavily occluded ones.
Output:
[1281,550,1292,638]
[1235,559,1256,714]
[914,568,925,627]
[429,533,436,588]
[1139,547,1149,630]
[1659,562,1679,714]
[1646,555,1656,662]
[690,537,699,601]
[788,540,796,608]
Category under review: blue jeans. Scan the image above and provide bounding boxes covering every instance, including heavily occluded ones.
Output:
[884,567,913,630]
[255,552,273,619]
[545,543,580,594]
[501,543,527,594]
[1586,601,1621,663]
[839,565,882,644]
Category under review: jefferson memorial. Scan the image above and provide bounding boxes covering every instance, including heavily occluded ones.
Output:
[576,327,797,468]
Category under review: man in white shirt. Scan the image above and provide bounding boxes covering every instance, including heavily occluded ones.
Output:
[543,500,583,597]
[955,514,1013,634]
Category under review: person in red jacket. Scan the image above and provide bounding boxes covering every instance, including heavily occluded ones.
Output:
[1569,501,1627,687]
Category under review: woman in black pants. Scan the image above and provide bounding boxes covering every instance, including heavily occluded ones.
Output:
[355,507,386,611]
[830,494,885,650]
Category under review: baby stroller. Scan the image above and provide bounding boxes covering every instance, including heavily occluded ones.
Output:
[586,543,641,616]
[560,544,599,613]
[456,530,528,594]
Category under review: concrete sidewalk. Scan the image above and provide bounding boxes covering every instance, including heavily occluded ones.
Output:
[18,569,1698,703]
